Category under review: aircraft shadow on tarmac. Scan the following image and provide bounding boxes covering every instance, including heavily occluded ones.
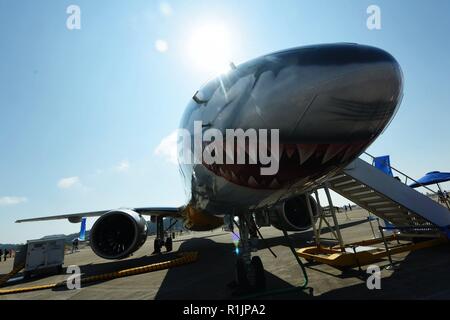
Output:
[4,252,184,290]
[6,217,450,299]
[152,237,313,300]
[51,217,450,299]
[50,252,185,291]
[10,217,381,299]
[153,219,371,300]
[315,242,450,300]
[152,218,450,300]
[43,218,367,298]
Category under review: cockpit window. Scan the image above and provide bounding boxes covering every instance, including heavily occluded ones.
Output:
[192,68,242,105]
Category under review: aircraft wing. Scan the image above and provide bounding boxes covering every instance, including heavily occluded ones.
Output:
[15,207,183,223]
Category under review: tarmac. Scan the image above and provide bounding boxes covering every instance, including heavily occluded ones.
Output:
[1,208,450,300]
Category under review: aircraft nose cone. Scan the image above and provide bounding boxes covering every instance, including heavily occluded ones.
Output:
[181,43,404,190]
[233,43,403,144]
[288,44,404,143]
[184,43,403,148]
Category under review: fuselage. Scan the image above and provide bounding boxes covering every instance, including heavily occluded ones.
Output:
[178,43,403,218]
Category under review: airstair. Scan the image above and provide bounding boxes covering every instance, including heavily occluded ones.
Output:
[297,155,450,269]
[328,157,450,231]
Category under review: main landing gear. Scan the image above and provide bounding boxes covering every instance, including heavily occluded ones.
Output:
[227,214,266,295]
[152,216,173,254]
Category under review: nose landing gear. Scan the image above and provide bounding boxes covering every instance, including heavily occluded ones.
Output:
[228,214,266,295]
[235,256,266,293]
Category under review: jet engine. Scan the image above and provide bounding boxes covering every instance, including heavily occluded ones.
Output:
[90,209,148,259]
[270,195,318,231]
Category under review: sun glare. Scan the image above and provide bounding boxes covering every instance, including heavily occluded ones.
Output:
[187,23,233,75]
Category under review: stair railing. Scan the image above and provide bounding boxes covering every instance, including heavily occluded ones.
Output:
[362,152,450,210]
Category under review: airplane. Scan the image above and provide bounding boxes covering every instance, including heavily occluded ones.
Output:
[16,43,403,293]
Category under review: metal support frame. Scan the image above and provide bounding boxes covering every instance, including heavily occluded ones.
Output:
[324,183,345,252]
[307,184,345,252]
[306,192,320,247]
[379,226,400,270]
[367,213,377,239]
[165,218,178,233]
[314,190,340,244]
[314,190,326,237]
[237,215,252,265]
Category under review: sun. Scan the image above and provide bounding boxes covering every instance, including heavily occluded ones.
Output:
[187,23,233,75]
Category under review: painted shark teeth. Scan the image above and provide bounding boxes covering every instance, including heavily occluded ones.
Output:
[211,142,355,189]
[248,176,259,188]
[297,144,317,164]
[230,170,239,183]
[322,144,346,164]
[269,178,281,189]
[285,145,296,158]
[341,143,363,162]
[223,169,231,180]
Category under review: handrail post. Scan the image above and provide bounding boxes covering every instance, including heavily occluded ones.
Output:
[379,226,399,270]
[305,192,320,248]
[324,183,345,252]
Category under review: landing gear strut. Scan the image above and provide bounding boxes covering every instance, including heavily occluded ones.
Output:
[152,216,173,254]
[229,214,266,295]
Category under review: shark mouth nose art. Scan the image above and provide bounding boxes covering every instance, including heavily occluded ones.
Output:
[202,141,368,189]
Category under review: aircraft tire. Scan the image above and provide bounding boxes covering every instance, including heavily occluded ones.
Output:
[153,238,162,254]
[250,256,266,291]
[165,237,173,252]
[235,258,249,288]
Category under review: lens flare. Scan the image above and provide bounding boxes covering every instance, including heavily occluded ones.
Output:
[187,23,232,75]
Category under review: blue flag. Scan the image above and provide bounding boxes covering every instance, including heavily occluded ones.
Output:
[372,155,394,177]
[372,156,395,228]
[79,217,86,241]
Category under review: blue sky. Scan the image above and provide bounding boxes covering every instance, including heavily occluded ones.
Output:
[1,0,450,243]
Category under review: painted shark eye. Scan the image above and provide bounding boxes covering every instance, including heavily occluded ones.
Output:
[192,78,220,105]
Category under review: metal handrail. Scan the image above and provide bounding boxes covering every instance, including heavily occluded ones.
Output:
[360,152,450,212]
[362,152,438,195]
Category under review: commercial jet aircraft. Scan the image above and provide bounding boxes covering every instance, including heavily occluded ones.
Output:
[16,43,403,293]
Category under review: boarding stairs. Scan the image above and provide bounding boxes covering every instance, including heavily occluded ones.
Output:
[328,158,450,234]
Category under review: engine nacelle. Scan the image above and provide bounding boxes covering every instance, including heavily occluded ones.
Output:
[270,195,318,231]
[90,209,148,260]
